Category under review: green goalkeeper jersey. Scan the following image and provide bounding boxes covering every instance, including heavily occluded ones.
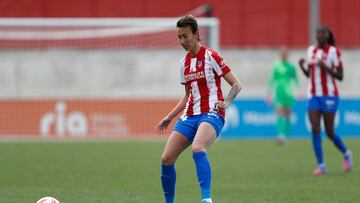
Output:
[268,60,299,107]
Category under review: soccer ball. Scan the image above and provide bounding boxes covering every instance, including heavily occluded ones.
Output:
[36,196,60,203]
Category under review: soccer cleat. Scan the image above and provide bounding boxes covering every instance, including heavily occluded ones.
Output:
[343,150,353,172]
[201,198,213,203]
[276,135,287,146]
[312,166,328,175]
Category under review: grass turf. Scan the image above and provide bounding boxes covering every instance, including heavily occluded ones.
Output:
[0,139,359,203]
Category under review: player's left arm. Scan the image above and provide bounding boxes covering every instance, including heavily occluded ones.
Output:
[209,51,241,109]
[318,61,343,81]
[327,65,343,81]
[216,71,242,109]
[319,48,343,81]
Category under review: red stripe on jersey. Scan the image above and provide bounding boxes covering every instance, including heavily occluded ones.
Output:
[320,66,328,95]
[310,47,318,95]
[186,93,194,115]
[184,53,194,115]
[310,64,316,95]
[183,53,192,75]
[321,46,330,95]
[199,78,210,113]
[197,49,210,113]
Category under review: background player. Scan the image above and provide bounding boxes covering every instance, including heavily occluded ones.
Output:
[266,47,299,144]
[156,15,242,203]
[298,25,353,175]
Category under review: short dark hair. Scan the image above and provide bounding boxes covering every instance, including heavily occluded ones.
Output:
[176,15,198,34]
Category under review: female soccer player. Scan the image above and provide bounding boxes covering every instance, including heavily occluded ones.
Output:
[156,15,242,203]
[298,25,353,175]
[266,47,299,145]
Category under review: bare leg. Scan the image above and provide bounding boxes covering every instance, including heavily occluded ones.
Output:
[161,131,190,203]
[192,122,217,153]
[161,131,190,165]
[309,110,321,135]
[324,111,347,154]
[323,111,336,139]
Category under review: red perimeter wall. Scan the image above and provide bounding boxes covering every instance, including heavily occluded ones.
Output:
[0,0,359,48]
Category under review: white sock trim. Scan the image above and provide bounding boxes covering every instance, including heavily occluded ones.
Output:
[201,198,212,203]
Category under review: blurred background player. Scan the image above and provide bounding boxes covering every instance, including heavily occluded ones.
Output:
[156,15,241,203]
[266,47,299,145]
[298,25,353,175]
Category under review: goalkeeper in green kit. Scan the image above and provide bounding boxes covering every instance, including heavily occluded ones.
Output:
[266,48,300,144]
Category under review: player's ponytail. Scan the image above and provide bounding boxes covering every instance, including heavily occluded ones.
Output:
[326,27,336,46]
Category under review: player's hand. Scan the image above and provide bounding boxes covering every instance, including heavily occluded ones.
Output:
[317,60,327,69]
[298,58,306,68]
[156,117,171,135]
[296,92,304,100]
[265,92,272,106]
[215,101,230,111]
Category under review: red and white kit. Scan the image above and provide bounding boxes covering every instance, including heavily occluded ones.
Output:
[180,46,231,117]
[306,45,343,97]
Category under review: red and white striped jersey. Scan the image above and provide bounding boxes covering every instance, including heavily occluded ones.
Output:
[180,46,231,117]
[306,45,343,97]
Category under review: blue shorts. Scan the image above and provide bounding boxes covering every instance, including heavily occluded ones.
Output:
[308,96,339,112]
[173,112,225,143]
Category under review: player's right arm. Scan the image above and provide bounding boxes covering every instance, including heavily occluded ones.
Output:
[265,62,276,104]
[298,46,314,78]
[298,58,310,77]
[156,85,190,135]
[299,47,312,78]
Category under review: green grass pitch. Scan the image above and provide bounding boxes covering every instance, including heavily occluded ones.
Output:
[0,139,359,203]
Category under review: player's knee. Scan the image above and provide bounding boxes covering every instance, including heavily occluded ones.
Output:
[161,153,175,165]
[311,124,321,135]
[191,144,206,153]
[325,130,335,139]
